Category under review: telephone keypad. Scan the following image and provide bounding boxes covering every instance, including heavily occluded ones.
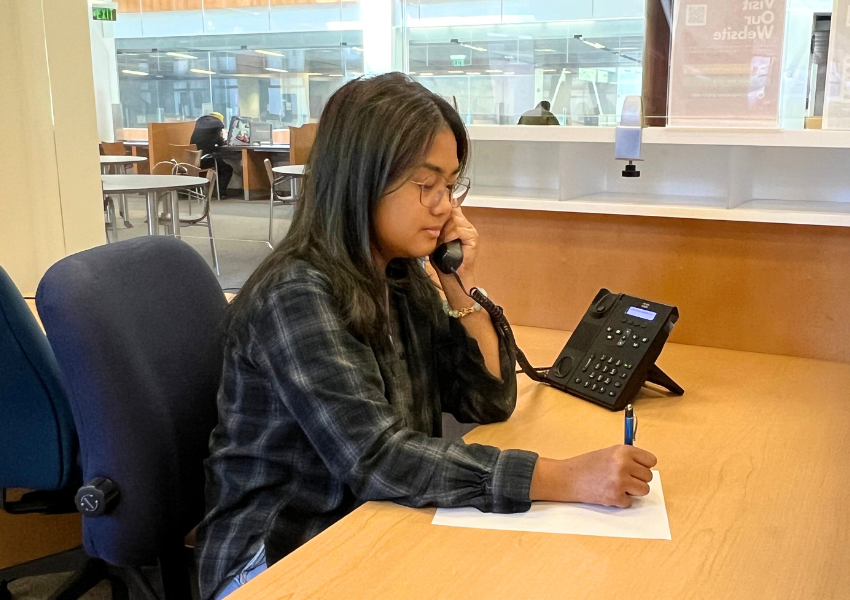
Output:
[571,352,633,399]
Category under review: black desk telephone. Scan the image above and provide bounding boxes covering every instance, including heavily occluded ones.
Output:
[431,240,683,411]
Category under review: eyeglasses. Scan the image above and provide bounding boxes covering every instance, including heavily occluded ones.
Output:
[409,174,470,208]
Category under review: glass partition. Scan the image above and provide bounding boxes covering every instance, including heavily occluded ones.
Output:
[404,1,646,126]
[116,32,364,128]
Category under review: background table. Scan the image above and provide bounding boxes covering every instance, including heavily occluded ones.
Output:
[230,325,850,600]
[99,155,147,175]
[271,164,304,199]
[221,145,291,201]
[101,174,207,237]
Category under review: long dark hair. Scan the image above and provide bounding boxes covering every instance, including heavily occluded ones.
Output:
[227,72,470,342]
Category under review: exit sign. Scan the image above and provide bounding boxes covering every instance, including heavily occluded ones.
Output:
[92,6,117,21]
[450,54,466,67]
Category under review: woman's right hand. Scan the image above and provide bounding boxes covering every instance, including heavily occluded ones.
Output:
[529,446,657,508]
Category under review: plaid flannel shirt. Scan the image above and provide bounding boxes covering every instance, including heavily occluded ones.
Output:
[195,260,538,600]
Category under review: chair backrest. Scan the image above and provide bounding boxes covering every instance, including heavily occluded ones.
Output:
[263,157,275,187]
[100,141,126,156]
[0,265,77,492]
[289,123,317,165]
[151,160,177,175]
[168,143,197,162]
[36,237,227,566]
[181,149,202,168]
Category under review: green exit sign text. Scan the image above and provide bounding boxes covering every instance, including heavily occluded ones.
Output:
[92,7,117,21]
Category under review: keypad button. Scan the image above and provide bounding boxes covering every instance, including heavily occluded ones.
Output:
[609,391,616,397]
[632,334,638,340]
[591,383,598,391]
[614,381,621,387]
[606,327,612,332]
[597,375,604,382]
[620,372,627,378]
[600,354,607,361]
[615,330,622,335]
[633,343,639,348]
[602,366,609,373]
[610,368,617,376]
[641,338,648,343]
[599,386,605,393]
[595,363,601,370]
[615,360,622,366]
[640,323,647,328]
[625,363,633,369]
[574,378,581,383]
[607,357,614,363]
[621,317,627,323]
[604,377,611,384]
[583,381,590,388]
[606,335,613,340]
[589,372,597,378]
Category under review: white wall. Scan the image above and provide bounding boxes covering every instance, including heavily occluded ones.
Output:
[0,0,105,294]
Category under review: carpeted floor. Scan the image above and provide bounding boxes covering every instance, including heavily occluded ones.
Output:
[105,193,295,292]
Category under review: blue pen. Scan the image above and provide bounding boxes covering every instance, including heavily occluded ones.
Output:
[624,404,637,445]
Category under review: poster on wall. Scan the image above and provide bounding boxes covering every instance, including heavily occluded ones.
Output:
[668,0,787,127]
[823,0,850,129]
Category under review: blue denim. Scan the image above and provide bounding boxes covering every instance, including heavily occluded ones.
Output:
[215,545,268,600]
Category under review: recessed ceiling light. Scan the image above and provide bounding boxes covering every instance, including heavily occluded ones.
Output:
[419,72,433,76]
[265,67,288,73]
[190,68,216,75]
[167,52,197,59]
[448,70,464,74]
[466,71,480,75]
[122,69,148,76]
[486,69,502,73]
[255,49,283,56]
[535,49,555,52]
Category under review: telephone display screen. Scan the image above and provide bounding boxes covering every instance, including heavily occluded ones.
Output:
[626,307,657,321]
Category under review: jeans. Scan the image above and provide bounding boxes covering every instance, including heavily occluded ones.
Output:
[215,544,268,600]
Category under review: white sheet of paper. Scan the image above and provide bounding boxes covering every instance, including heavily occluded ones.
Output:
[432,469,671,540]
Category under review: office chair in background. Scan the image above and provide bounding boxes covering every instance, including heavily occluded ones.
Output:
[0,265,131,600]
[35,237,228,599]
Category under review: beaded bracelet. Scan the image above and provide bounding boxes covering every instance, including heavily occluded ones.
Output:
[442,288,488,319]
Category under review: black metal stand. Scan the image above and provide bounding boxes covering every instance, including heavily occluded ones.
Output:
[645,364,684,395]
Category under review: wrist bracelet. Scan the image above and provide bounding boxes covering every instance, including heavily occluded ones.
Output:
[442,288,487,319]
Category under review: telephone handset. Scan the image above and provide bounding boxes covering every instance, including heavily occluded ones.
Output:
[430,239,464,275]
[429,241,683,410]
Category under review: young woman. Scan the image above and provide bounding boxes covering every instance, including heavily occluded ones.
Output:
[195,73,657,600]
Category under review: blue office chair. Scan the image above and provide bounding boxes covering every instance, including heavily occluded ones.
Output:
[35,237,227,599]
[0,265,130,600]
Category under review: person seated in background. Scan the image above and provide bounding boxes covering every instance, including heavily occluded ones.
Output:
[195,73,657,600]
[191,112,234,197]
[518,100,561,125]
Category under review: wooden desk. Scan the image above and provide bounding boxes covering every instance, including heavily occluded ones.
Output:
[220,145,291,201]
[231,326,850,600]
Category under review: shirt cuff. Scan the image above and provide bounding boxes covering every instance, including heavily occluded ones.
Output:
[490,449,538,513]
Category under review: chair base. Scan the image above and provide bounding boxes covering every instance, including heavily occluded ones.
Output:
[0,543,195,600]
